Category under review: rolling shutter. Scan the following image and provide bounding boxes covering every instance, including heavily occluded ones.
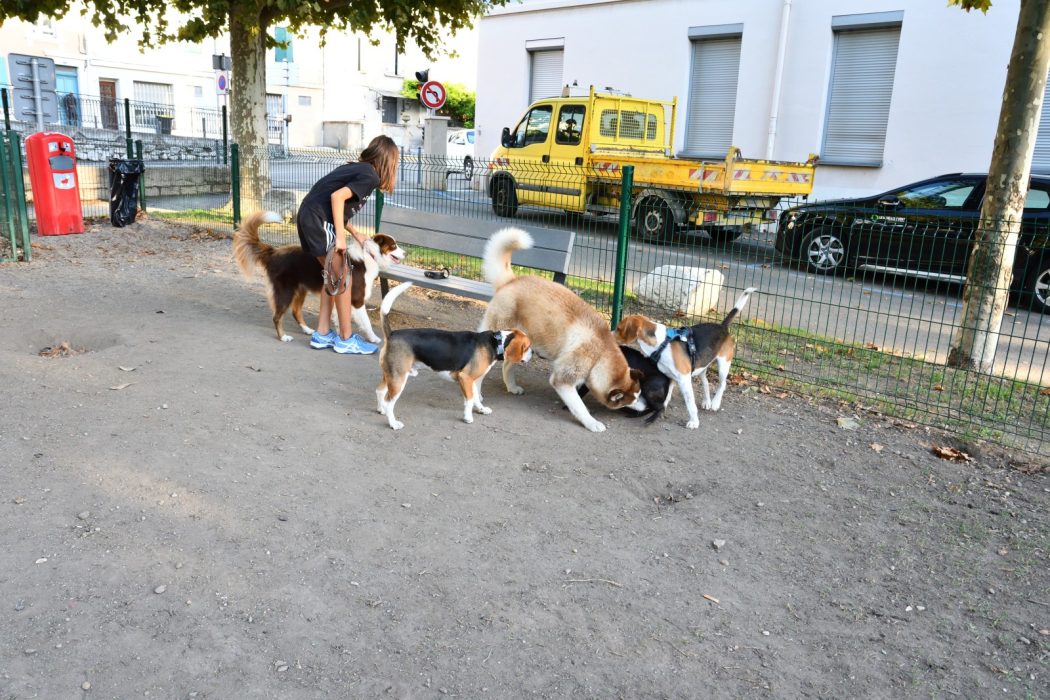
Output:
[684,36,742,157]
[529,49,563,102]
[1032,73,1050,174]
[821,26,901,166]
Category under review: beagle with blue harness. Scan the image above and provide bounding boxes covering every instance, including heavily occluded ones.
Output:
[376,282,533,430]
[615,288,757,429]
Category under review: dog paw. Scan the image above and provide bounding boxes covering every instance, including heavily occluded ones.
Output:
[463,415,474,424]
[365,335,382,344]
[476,405,492,415]
[389,420,404,430]
[280,335,294,343]
[300,325,314,335]
[507,385,525,395]
[686,419,700,429]
[586,420,607,433]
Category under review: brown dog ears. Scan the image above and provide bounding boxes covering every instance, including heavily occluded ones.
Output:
[615,315,656,345]
[502,328,531,364]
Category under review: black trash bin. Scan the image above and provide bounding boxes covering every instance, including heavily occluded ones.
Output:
[108,159,145,228]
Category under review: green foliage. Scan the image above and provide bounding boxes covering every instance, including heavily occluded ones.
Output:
[949,0,994,12]
[401,79,476,127]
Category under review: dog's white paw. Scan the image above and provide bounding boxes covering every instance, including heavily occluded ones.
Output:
[463,415,474,424]
[686,419,700,429]
[300,325,314,335]
[280,334,294,342]
[701,400,713,411]
[476,405,492,415]
[365,334,382,344]
[507,385,525,395]
[389,420,404,430]
[585,420,607,433]
[710,400,722,412]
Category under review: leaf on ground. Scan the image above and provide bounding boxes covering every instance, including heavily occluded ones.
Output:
[837,417,860,430]
[870,443,884,453]
[702,594,720,604]
[864,342,880,350]
[932,445,972,462]
[933,384,944,391]
[893,419,919,429]
[109,383,133,391]
[1040,387,1050,396]
[118,366,137,372]
[776,392,789,399]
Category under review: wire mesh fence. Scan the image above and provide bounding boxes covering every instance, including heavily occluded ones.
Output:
[0,130,31,262]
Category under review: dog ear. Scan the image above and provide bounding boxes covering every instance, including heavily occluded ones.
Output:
[614,316,640,343]
[607,389,625,403]
[629,368,644,382]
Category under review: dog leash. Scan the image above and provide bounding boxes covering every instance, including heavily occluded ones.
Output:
[323,247,353,296]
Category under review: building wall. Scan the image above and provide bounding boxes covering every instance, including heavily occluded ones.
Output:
[476,0,1020,199]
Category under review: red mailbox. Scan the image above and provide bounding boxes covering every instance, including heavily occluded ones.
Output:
[25,132,84,236]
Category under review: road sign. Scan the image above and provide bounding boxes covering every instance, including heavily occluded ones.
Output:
[216,71,230,95]
[419,80,446,110]
[7,54,57,125]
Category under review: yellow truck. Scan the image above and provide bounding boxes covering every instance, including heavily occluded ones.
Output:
[487,87,818,243]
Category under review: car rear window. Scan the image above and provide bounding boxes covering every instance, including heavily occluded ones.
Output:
[1025,186,1050,209]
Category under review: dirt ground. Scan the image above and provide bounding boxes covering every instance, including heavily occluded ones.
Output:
[1,218,1048,699]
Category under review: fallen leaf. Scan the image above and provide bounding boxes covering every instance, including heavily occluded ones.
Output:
[933,384,944,391]
[702,594,720,604]
[837,417,860,430]
[775,392,789,399]
[870,443,884,453]
[109,383,133,391]
[932,445,972,462]
[893,419,918,429]
[776,364,786,371]
[1041,387,1050,396]
[118,366,137,372]
[759,385,772,394]
[864,342,880,350]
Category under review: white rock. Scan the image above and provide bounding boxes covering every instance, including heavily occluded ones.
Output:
[634,266,725,317]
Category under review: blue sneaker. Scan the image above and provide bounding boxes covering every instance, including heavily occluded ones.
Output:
[333,333,379,355]
[309,330,338,349]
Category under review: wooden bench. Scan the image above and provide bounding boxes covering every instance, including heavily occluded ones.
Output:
[377,206,576,301]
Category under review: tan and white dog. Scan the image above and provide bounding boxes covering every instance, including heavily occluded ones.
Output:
[376,281,532,429]
[479,228,644,433]
[616,287,757,428]
[233,210,405,343]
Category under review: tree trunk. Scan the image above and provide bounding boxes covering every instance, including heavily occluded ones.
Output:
[947,0,1050,371]
[229,7,270,212]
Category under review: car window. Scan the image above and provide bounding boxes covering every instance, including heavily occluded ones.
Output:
[466,131,475,144]
[1025,186,1050,209]
[893,180,976,209]
[511,105,552,147]
[555,104,585,145]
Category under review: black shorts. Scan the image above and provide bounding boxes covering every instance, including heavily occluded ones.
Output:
[296,207,337,258]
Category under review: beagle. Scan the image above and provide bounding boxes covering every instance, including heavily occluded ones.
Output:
[616,288,757,429]
[376,282,532,430]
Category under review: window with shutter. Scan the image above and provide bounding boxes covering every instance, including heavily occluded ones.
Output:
[821,24,901,167]
[529,49,563,102]
[684,34,741,157]
[1032,73,1050,174]
[132,81,174,129]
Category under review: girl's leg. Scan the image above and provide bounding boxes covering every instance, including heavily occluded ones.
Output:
[315,256,335,335]
[333,285,354,340]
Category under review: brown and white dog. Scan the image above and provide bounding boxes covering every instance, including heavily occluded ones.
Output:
[479,228,644,433]
[615,287,757,428]
[376,281,532,429]
[233,210,405,343]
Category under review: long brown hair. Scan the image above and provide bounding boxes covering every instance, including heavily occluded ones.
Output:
[358,135,399,193]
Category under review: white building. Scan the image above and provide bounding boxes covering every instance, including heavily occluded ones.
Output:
[0,7,478,150]
[476,0,1044,199]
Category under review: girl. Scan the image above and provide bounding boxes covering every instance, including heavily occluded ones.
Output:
[297,135,399,354]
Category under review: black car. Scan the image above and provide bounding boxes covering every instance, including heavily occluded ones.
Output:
[774,173,1050,312]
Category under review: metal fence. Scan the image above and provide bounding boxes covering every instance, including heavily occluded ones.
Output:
[0,130,30,262]
[5,137,1049,453]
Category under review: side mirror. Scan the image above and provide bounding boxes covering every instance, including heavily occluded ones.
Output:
[501,127,512,148]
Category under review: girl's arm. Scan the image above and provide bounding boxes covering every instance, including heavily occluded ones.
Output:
[329,187,367,249]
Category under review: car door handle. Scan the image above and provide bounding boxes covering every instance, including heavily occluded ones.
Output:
[542,155,550,163]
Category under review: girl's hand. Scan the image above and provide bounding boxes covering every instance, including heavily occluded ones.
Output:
[335,231,347,252]
[347,228,366,246]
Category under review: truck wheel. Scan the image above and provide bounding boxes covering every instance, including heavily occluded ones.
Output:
[636,198,676,243]
[492,178,518,218]
[463,156,474,181]
[800,226,848,274]
[1017,255,1050,313]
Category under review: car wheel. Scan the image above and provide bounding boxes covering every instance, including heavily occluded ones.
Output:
[635,198,677,244]
[492,177,518,218]
[705,226,742,246]
[1018,255,1050,313]
[800,227,849,274]
[463,156,474,181]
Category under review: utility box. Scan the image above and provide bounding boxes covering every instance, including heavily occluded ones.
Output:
[24,132,84,236]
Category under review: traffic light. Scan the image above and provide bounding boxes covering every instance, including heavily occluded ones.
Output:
[414,69,429,84]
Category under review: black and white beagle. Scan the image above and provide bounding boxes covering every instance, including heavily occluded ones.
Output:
[376,282,533,429]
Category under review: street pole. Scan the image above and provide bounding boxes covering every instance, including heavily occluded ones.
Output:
[30,59,44,132]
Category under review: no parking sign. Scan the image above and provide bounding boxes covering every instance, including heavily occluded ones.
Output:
[216,71,230,95]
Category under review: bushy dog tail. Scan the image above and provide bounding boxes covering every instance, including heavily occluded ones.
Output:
[721,287,758,327]
[483,228,533,290]
[380,281,413,340]
[233,210,283,280]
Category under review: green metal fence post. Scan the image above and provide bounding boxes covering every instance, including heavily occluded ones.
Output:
[0,132,17,261]
[375,190,384,232]
[9,131,30,262]
[611,165,634,329]
[230,143,241,228]
[135,140,146,212]
[124,98,133,159]
[2,89,10,131]
[221,105,228,165]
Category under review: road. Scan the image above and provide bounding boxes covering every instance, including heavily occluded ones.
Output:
[149,160,1050,385]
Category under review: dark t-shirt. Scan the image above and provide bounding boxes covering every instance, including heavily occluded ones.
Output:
[299,162,381,225]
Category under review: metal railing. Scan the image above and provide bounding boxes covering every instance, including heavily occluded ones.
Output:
[0,130,30,262]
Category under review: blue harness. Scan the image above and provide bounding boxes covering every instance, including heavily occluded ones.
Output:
[648,326,697,366]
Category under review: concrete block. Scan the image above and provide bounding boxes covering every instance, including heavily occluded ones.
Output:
[634,266,725,317]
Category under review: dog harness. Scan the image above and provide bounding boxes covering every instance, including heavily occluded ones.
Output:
[647,327,697,366]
